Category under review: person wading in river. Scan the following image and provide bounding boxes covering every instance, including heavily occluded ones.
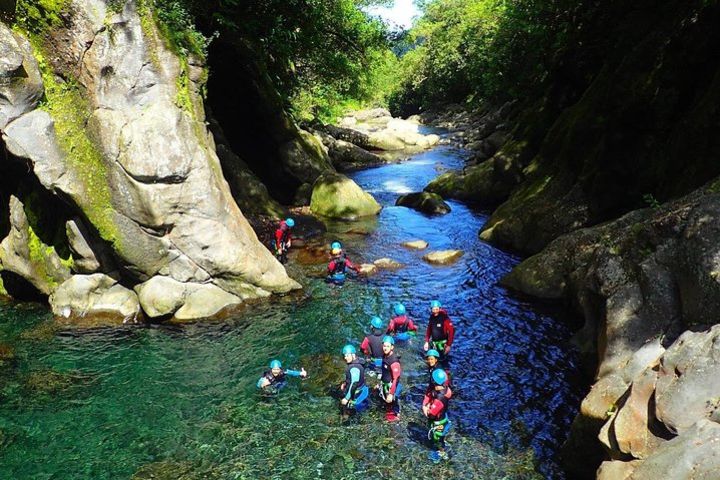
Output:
[273,218,294,264]
[423,300,455,359]
[338,344,368,415]
[425,349,452,388]
[423,368,452,463]
[256,359,307,392]
[386,303,418,340]
[379,335,402,422]
[360,316,385,374]
[326,247,359,284]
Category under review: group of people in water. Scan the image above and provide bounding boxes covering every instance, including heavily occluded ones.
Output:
[264,218,457,462]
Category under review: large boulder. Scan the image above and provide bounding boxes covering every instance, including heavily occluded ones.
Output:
[312,129,385,171]
[0,196,71,295]
[2,2,300,317]
[49,273,141,323]
[310,172,381,220]
[135,275,248,320]
[396,192,451,215]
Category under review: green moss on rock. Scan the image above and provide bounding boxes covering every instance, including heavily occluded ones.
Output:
[15,0,70,35]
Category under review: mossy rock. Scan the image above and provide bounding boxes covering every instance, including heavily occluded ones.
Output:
[395,192,451,215]
[310,172,381,220]
[23,369,93,396]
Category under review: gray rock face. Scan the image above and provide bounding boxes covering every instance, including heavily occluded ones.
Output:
[313,129,385,172]
[1,1,300,320]
[135,275,246,319]
[628,420,720,480]
[0,196,71,295]
[66,218,116,274]
[0,23,43,130]
[396,192,451,215]
[503,187,720,477]
[50,273,140,321]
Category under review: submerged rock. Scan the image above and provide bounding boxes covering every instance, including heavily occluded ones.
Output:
[310,172,381,220]
[373,258,403,270]
[423,250,464,265]
[396,192,451,215]
[402,240,429,250]
[358,263,377,275]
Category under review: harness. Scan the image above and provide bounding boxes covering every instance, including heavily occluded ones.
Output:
[331,257,347,274]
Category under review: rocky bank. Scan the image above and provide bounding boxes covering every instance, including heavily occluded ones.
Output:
[418,2,720,478]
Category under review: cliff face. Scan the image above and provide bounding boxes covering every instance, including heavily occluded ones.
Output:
[462,2,720,478]
[480,1,720,254]
[0,0,301,322]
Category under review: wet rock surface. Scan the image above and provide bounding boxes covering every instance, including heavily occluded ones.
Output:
[504,187,720,477]
[396,192,451,215]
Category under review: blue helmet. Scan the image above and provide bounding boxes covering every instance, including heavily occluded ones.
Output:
[342,344,356,355]
[370,316,383,329]
[426,349,440,359]
[382,335,395,346]
[393,303,406,315]
[331,241,342,250]
[285,218,295,228]
[432,369,447,385]
[270,359,282,369]
[430,300,442,309]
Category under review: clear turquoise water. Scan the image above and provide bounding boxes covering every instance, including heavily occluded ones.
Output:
[0,143,581,479]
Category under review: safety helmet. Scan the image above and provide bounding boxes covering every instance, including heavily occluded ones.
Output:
[430,300,442,309]
[285,218,295,228]
[393,303,406,315]
[331,248,342,255]
[382,335,395,346]
[331,241,342,250]
[342,344,356,355]
[370,316,383,329]
[432,369,447,385]
[426,349,440,359]
[270,359,282,369]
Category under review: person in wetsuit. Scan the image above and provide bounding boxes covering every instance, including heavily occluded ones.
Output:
[386,303,418,339]
[338,344,368,413]
[273,218,294,264]
[326,247,359,283]
[360,316,385,373]
[379,335,402,421]
[423,368,452,462]
[423,300,455,358]
[256,359,307,390]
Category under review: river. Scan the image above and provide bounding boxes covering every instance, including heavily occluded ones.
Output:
[0,139,582,479]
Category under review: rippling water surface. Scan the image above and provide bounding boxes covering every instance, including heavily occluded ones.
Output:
[0,141,582,479]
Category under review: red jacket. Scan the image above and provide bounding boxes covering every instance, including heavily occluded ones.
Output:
[425,309,455,346]
[327,256,359,274]
[423,385,451,420]
[386,315,417,334]
[274,221,291,250]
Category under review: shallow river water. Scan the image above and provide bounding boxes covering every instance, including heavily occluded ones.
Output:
[0,141,582,479]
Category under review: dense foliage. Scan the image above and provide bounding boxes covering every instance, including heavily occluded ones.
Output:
[391,0,584,113]
[181,0,398,121]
